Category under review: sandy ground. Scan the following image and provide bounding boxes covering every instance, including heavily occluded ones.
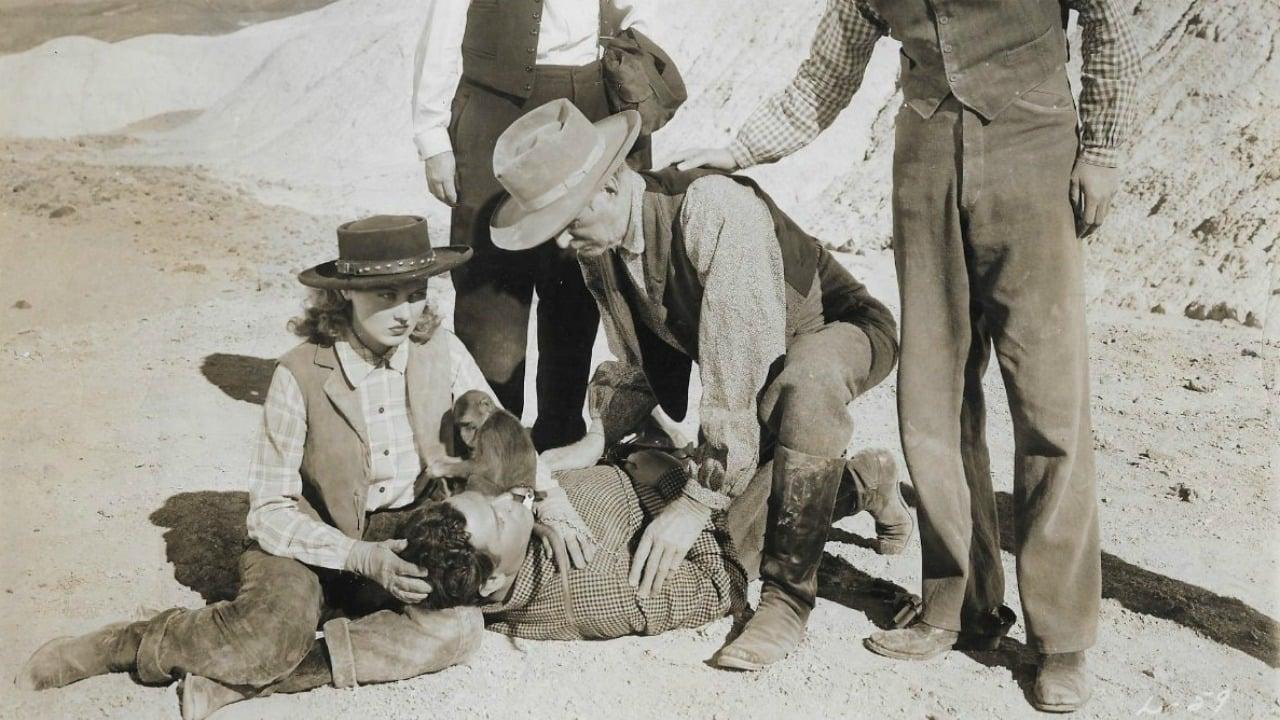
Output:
[0,138,1276,719]
[0,1,333,54]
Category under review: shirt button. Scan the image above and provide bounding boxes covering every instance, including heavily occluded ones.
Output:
[378,406,385,414]
[525,65,533,72]
[378,486,386,493]
[943,44,954,53]
[533,12,541,20]
[949,74,959,82]
[527,47,536,54]
[529,28,537,35]
[383,449,390,456]
[939,16,950,24]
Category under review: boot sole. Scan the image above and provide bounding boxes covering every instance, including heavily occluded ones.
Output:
[863,633,1002,660]
[862,635,951,661]
[1029,700,1087,714]
[709,652,768,672]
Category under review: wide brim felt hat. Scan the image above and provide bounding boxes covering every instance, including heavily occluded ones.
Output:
[298,215,472,290]
[490,103,642,251]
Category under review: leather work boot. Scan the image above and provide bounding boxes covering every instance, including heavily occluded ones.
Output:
[864,605,1016,660]
[1031,651,1092,713]
[837,449,914,555]
[711,445,844,671]
[18,621,142,690]
[179,674,252,720]
[863,621,961,660]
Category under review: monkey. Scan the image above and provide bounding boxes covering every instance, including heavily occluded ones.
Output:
[452,388,496,454]
[421,390,538,499]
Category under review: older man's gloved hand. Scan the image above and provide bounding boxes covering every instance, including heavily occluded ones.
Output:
[534,486,598,570]
[344,538,433,605]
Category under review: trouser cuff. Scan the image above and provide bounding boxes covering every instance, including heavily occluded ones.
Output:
[134,608,184,685]
[1029,629,1097,654]
[321,618,358,689]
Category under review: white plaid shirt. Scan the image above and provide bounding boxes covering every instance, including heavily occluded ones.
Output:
[245,330,493,570]
[730,0,1141,169]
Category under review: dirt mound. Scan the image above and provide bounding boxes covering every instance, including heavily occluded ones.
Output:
[0,0,334,55]
[95,0,1272,327]
[0,11,303,137]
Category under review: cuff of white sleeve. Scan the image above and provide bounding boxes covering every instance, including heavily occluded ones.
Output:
[321,618,358,689]
[534,458,557,491]
[414,129,454,162]
[682,479,732,512]
[727,138,757,170]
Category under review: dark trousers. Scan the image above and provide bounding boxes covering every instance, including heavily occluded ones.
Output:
[893,75,1100,653]
[449,64,649,450]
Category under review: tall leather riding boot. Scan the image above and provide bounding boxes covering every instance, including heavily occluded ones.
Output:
[711,444,843,670]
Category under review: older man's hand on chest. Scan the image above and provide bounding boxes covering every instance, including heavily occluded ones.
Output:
[629,494,712,599]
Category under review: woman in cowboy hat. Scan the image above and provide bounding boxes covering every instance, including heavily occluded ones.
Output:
[18,215,592,715]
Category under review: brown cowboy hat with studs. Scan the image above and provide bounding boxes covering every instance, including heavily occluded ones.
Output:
[489,99,641,251]
[298,215,471,289]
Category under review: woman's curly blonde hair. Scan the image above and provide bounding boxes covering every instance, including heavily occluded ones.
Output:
[288,288,441,346]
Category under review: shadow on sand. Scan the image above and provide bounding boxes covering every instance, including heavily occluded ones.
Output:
[817,483,1279,670]
[200,353,275,405]
[148,490,251,603]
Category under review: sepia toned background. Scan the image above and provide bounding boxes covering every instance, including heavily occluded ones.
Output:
[0,1,1276,717]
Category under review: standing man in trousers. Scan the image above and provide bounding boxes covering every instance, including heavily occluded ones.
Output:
[413,0,652,451]
[675,0,1139,712]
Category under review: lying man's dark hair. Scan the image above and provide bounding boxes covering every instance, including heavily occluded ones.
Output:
[399,503,496,610]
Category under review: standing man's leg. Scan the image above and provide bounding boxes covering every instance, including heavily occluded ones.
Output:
[966,76,1100,711]
[449,80,537,416]
[20,547,324,690]
[451,67,622,448]
[865,98,1008,660]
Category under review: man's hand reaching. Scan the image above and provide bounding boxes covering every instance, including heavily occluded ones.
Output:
[345,539,432,604]
[534,486,597,569]
[669,146,739,172]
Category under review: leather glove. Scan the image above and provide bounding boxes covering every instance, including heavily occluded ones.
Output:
[344,539,432,604]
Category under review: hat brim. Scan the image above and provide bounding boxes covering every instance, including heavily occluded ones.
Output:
[297,246,473,289]
[490,110,643,252]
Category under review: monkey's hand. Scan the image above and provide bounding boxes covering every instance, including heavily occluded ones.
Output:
[426,456,467,478]
[534,486,597,570]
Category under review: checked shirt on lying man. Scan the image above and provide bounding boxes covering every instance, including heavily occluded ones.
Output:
[180,460,747,715]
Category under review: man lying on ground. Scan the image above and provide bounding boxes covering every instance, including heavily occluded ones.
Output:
[177,453,750,718]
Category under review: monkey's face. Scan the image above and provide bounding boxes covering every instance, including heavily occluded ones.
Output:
[454,390,497,452]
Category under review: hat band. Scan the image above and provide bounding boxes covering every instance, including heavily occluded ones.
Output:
[516,137,605,212]
[335,249,437,277]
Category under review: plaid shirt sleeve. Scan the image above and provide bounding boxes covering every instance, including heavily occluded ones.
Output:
[729,0,886,168]
[245,365,357,570]
[1064,0,1142,167]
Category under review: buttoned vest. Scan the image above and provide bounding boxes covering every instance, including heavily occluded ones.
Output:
[865,0,1069,120]
[461,0,546,99]
[591,168,847,419]
[275,331,457,539]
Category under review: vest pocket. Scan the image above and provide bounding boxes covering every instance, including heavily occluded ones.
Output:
[1012,66,1075,114]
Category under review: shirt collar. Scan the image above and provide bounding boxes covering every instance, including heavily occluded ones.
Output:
[618,170,646,257]
[482,546,541,614]
[335,330,409,387]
